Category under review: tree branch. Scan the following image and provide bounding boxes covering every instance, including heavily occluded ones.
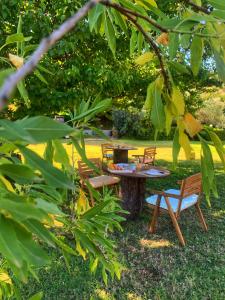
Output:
[184,0,210,15]
[0,0,101,107]
[101,0,168,33]
[101,0,170,91]
[102,0,221,38]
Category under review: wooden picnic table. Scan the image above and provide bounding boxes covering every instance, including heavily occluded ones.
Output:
[105,145,137,163]
[107,166,170,220]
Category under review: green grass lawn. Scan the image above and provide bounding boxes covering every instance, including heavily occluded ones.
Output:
[21,160,225,300]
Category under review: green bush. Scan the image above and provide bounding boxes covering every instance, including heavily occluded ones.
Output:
[112,109,176,140]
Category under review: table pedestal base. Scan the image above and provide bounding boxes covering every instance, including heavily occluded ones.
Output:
[120,177,146,220]
[113,149,128,163]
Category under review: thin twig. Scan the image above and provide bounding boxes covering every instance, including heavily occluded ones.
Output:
[0,0,101,107]
[105,4,170,91]
[185,0,210,14]
[102,0,221,38]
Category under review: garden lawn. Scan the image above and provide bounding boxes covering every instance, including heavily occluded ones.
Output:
[28,139,221,163]
[22,158,225,300]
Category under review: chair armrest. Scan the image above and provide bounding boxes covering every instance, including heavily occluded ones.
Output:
[132,154,144,157]
[147,189,181,199]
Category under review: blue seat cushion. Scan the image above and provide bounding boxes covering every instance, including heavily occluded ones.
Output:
[146,189,198,212]
[104,153,113,158]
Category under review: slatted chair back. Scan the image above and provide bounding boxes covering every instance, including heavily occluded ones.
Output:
[78,158,102,179]
[143,147,157,164]
[180,173,202,199]
[101,143,113,157]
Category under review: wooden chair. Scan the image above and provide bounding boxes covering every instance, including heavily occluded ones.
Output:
[78,158,120,206]
[101,143,113,162]
[132,147,156,165]
[145,173,208,246]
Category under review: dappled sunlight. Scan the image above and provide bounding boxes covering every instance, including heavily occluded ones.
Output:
[126,292,143,300]
[28,140,221,163]
[139,238,173,249]
[211,210,225,218]
[95,289,114,300]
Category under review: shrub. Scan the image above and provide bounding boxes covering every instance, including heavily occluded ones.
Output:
[112,109,176,140]
[196,97,225,129]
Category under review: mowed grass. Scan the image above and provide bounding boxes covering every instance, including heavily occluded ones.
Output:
[28,139,221,163]
[22,140,225,299]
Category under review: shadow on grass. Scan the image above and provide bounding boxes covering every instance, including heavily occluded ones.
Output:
[22,161,225,300]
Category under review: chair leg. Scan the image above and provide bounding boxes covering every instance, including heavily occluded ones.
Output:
[195,204,208,231]
[165,197,185,246]
[148,196,161,233]
[89,189,95,207]
[148,206,160,233]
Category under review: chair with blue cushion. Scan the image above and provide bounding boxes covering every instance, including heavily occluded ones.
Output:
[101,143,113,162]
[146,173,208,246]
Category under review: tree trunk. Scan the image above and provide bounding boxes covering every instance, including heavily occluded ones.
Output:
[120,176,146,220]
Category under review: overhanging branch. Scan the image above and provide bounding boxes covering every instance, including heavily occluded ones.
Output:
[0,0,101,107]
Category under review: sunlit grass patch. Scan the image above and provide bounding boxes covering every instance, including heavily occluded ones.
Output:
[139,238,173,249]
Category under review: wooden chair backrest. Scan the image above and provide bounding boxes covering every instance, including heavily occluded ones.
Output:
[78,158,102,179]
[101,143,113,156]
[144,147,156,163]
[180,173,202,199]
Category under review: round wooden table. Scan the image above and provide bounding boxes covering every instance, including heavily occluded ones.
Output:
[105,145,137,163]
[107,166,170,220]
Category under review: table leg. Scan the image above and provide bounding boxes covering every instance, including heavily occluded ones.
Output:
[113,149,128,163]
[120,176,146,220]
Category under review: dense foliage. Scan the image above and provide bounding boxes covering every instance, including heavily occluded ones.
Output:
[0,0,225,298]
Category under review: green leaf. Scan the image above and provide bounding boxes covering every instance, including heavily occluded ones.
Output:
[151,90,165,132]
[137,32,144,54]
[88,4,104,32]
[208,0,225,10]
[130,29,137,56]
[169,33,179,59]
[0,69,14,87]
[144,81,155,110]
[5,33,25,45]
[172,128,180,167]
[23,220,55,247]
[104,11,116,55]
[169,61,190,75]
[53,140,70,168]
[212,9,225,19]
[190,36,203,76]
[34,69,48,85]
[213,49,225,82]
[112,10,127,33]
[29,292,43,300]
[208,130,225,169]
[0,216,25,268]
[18,146,74,189]
[17,80,29,106]
[0,164,35,183]
[16,116,74,142]
[44,141,54,164]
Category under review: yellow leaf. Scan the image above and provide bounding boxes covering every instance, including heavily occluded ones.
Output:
[77,189,90,213]
[0,271,12,285]
[0,175,15,193]
[183,112,202,137]
[135,0,157,8]
[171,87,185,116]
[179,130,192,159]
[156,33,169,46]
[76,241,86,260]
[164,105,173,135]
[145,0,158,7]
[8,53,24,69]
[135,52,154,65]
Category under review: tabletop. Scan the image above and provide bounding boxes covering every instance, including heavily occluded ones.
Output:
[107,165,170,179]
[105,145,137,151]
